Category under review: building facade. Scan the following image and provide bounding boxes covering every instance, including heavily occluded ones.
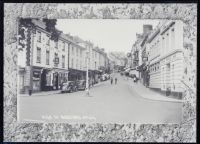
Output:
[68,40,86,81]
[147,28,161,89]
[129,21,184,96]
[18,19,71,94]
[159,21,184,94]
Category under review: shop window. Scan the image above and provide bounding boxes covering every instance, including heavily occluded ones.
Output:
[46,74,51,86]
[36,47,41,63]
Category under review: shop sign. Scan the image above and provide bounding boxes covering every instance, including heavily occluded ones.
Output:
[33,71,40,78]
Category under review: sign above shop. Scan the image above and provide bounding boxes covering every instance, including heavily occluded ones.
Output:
[33,71,40,78]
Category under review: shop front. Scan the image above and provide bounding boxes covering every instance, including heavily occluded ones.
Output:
[18,67,26,94]
[51,68,69,90]
[93,70,101,84]
[68,68,86,81]
[38,68,69,91]
[32,68,42,92]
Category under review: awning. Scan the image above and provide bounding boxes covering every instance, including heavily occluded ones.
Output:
[69,68,86,75]
[51,68,69,73]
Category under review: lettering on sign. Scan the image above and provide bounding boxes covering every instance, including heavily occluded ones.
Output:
[33,71,40,78]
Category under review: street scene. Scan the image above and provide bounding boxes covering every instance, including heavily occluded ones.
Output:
[18,19,184,123]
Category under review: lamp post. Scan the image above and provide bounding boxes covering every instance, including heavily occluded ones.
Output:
[85,48,92,97]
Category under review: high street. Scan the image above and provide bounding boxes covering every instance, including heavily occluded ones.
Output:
[19,73,182,124]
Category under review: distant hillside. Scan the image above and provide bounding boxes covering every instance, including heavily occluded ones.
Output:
[108,51,126,66]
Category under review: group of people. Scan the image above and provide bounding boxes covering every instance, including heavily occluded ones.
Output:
[110,77,118,85]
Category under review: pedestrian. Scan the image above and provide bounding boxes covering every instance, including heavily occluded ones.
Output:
[115,77,117,84]
[133,76,137,83]
[111,77,113,85]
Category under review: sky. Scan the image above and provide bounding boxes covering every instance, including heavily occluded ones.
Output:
[56,19,160,53]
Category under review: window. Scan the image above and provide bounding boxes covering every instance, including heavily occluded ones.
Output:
[36,47,41,63]
[95,61,97,69]
[46,35,50,45]
[46,50,50,65]
[80,50,82,57]
[72,46,74,55]
[55,41,58,48]
[76,59,78,68]
[37,31,41,42]
[62,55,65,68]
[76,48,78,56]
[71,58,73,68]
[54,53,58,67]
[62,42,65,51]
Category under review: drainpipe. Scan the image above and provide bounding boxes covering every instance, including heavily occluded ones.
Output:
[68,42,71,81]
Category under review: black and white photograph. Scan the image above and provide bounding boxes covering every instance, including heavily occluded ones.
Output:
[18,19,184,124]
[4,3,197,142]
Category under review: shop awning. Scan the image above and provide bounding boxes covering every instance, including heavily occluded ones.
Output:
[51,68,69,73]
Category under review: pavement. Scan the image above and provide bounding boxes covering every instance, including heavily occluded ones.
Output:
[19,72,183,124]
[126,78,183,103]
[19,81,105,97]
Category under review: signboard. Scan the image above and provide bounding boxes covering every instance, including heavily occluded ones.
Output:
[33,71,40,78]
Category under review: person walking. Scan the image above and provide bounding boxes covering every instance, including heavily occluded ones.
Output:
[115,77,118,84]
[111,77,113,85]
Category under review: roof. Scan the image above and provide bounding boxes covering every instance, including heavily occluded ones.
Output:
[160,21,175,35]
[147,29,160,43]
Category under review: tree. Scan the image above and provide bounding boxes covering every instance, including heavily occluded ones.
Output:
[18,18,36,66]
[43,19,61,42]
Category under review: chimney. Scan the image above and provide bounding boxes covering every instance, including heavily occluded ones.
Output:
[143,25,153,35]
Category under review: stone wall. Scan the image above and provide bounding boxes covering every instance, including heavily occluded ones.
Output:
[4,3,196,142]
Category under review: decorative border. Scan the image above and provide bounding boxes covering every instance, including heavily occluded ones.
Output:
[4,3,196,142]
